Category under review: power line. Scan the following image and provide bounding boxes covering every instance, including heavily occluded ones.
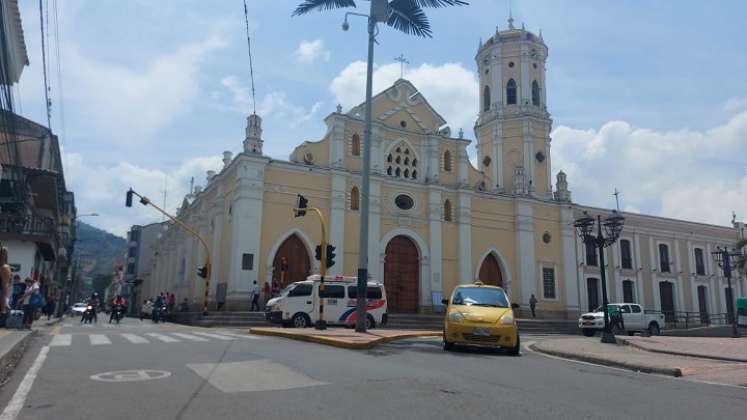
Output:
[242,0,257,114]
[38,0,53,131]
[52,0,66,144]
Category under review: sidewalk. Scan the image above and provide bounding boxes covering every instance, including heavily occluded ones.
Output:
[620,336,747,363]
[249,327,441,350]
[0,329,34,384]
[530,336,747,386]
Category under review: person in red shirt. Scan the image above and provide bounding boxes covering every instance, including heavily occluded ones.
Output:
[109,295,126,323]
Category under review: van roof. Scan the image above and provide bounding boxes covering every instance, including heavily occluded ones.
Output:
[306,274,382,284]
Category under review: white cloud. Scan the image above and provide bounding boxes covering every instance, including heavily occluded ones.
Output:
[63,153,223,236]
[329,61,478,134]
[293,39,331,64]
[63,33,227,142]
[724,97,747,113]
[552,111,747,226]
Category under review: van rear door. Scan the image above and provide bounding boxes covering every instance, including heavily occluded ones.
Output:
[320,284,346,324]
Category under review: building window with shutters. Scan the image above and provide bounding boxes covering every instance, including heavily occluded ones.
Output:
[443,200,452,222]
[506,79,517,105]
[585,241,597,266]
[659,243,670,273]
[620,239,633,270]
[694,248,705,276]
[622,280,635,303]
[351,134,360,156]
[350,186,359,211]
[542,267,556,299]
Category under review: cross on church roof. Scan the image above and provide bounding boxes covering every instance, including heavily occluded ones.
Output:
[394,53,409,79]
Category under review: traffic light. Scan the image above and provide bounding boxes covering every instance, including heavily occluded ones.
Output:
[197,265,208,279]
[294,194,308,217]
[315,245,322,261]
[126,189,134,207]
[326,244,336,268]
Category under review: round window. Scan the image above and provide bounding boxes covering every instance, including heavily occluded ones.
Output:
[395,194,414,210]
[400,120,407,128]
[542,232,552,244]
[508,61,515,68]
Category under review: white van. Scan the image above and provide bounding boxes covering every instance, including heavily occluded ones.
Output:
[265,275,388,329]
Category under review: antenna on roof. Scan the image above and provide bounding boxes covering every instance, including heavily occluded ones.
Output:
[243,0,257,115]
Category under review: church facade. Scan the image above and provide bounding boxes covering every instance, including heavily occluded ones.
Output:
[146,23,746,320]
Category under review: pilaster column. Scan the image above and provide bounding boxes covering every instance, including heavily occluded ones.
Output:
[457,191,472,285]
[520,43,530,105]
[634,233,646,306]
[516,201,536,305]
[456,148,469,187]
[425,135,439,183]
[328,114,345,168]
[491,44,502,106]
[491,123,503,191]
[371,125,383,174]
[561,206,579,315]
[368,180,382,281]
[427,188,443,306]
[522,120,534,187]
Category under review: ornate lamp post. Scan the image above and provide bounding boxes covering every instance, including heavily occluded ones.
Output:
[712,246,743,338]
[575,210,625,344]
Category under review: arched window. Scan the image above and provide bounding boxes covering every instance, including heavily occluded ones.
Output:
[506,79,517,105]
[350,186,359,210]
[483,85,491,112]
[444,200,453,222]
[351,134,360,156]
[532,80,540,106]
[443,150,452,172]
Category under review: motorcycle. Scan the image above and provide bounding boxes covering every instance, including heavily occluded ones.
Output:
[82,305,96,324]
[152,305,167,323]
[110,304,125,324]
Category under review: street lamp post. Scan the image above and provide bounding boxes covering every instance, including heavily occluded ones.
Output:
[712,246,743,338]
[574,210,625,344]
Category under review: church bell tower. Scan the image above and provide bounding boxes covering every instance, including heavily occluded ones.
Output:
[474,17,552,197]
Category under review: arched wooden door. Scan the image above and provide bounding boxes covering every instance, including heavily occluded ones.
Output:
[272,234,311,288]
[384,236,419,313]
[478,254,503,287]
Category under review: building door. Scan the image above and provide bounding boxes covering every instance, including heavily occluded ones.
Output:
[697,285,709,324]
[587,278,599,312]
[478,254,503,287]
[384,236,419,313]
[272,234,311,288]
[622,280,635,303]
[659,282,675,322]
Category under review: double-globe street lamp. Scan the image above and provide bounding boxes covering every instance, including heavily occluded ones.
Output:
[574,210,625,344]
[712,246,743,338]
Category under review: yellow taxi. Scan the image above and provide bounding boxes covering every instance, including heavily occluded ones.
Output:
[442,282,521,355]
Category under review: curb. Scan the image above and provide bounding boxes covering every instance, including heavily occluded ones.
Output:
[619,338,747,364]
[529,342,683,377]
[0,331,36,385]
[249,328,441,350]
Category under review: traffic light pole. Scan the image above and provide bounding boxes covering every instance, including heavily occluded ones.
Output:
[306,207,328,330]
[126,189,212,315]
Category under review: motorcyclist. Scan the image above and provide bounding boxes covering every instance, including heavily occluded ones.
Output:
[109,295,126,323]
[152,294,165,322]
[82,293,100,323]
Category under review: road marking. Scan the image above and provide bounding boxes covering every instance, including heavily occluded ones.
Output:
[215,332,265,340]
[49,334,72,347]
[170,332,209,342]
[89,334,112,345]
[50,326,61,335]
[145,333,180,343]
[0,346,49,420]
[192,332,235,341]
[120,334,149,344]
[91,370,171,383]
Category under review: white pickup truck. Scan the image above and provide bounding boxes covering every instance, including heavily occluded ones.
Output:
[578,303,665,337]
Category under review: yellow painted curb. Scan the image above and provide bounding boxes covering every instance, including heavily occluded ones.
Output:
[249,328,441,350]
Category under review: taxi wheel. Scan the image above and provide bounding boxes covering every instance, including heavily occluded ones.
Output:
[507,334,520,356]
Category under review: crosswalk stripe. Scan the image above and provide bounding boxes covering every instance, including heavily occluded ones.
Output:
[145,333,180,343]
[192,332,235,341]
[49,334,71,347]
[170,332,209,342]
[215,332,265,340]
[89,334,111,345]
[120,333,149,344]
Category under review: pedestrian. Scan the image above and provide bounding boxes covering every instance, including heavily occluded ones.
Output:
[46,296,56,321]
[0,247,11,321]
[167,293,176,312]
[529,294,538,318]
[271,281,280,298]
[608,304,625,332]
[250,280,260,311]
[262,281,270,306]
[21,277,40,329]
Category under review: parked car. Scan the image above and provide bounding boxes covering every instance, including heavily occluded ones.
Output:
[71,302,88,316]
[265,275,387,329]
[442,282,521,355]
[578,303,664,336]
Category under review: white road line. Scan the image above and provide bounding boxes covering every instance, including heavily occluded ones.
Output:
[49,334,72,347]
[0,346,49,420]
[192,332,236,341]
[120,334,149,344]
[216,332,265,340]
[170,332,209,342]
[89,334,111,345]
[145,333,180,343]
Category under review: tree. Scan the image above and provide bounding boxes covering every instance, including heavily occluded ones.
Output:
[293,0,469,39]
[736,238,747,274]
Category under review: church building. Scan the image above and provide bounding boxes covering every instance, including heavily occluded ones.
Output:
[146,20,745,320]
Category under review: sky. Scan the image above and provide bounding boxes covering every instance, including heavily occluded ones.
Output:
[13,0,747,236]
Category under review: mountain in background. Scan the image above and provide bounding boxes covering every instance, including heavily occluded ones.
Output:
[75,221,127,278]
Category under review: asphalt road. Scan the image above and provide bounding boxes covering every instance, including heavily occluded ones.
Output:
[0,318,745,420]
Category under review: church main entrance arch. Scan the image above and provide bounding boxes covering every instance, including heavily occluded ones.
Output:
[384,235,420,313]
[272,234,311,288]
[478,253,503,287]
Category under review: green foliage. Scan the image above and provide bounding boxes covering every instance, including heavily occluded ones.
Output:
[75,221,127,277]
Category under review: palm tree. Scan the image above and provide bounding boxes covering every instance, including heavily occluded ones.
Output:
[293,0,468,332]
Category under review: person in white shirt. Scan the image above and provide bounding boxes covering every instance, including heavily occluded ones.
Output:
[250,280,260,311]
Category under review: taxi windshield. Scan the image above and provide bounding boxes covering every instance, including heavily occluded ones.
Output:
[451,287,509,308]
